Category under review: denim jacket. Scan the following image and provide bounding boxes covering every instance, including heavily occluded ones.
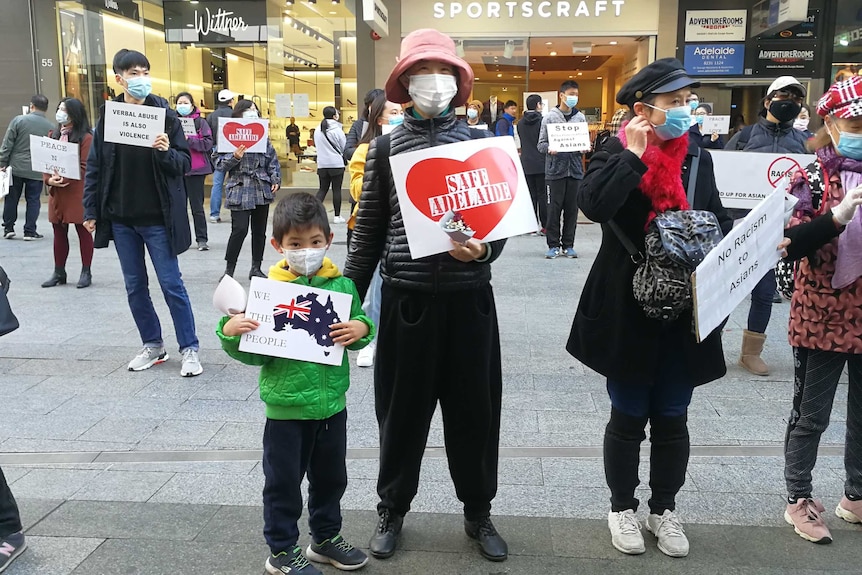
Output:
[215,139,281,211]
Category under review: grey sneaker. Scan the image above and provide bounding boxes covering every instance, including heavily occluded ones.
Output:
[265,547,322,575]
[197,241,209,251]
[128,346,168,371]
[608,510,645,555]
[646,510,689,557]
[180,348,203,377]
[0,531,27,574]
[306,534,368,570]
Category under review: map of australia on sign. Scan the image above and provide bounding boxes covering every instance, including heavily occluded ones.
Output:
[240,278,352,366]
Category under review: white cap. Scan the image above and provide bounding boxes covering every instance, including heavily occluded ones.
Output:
[767,76,806,98]
[218,89,236,103]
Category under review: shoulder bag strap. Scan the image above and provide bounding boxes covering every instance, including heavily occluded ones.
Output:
[607,220,643,264]
[686,145,701,208]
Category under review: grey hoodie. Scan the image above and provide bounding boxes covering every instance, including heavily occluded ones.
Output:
[537,106,587,181]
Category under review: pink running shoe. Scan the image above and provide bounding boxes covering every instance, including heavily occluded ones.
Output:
[784,498,833,544]
[836,496,862,524]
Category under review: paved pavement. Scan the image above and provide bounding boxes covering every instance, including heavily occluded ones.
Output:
[0,198,859,574]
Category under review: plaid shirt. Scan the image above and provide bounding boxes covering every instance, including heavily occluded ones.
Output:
[215,140,281,211]
[607,108,628,136]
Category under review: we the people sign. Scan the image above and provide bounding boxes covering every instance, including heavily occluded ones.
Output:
[240,277,352,366]
[388,137,537,259]
[693,189,785,341]
[29,136,80,180]
[217,117,269,154]
[712,151,815,209]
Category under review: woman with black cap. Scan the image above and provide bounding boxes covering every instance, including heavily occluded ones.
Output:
[567,58,732,558]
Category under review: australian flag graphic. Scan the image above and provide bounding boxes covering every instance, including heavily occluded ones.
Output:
[273,294,341,356]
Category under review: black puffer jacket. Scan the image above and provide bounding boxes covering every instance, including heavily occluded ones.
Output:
[344,109,506,298]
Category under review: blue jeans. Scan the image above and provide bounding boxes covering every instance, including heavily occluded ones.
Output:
[2,176,43,234]
[362,263,383,337]
[111,223,199,352]
[748,268,776,333]
[210,169,225,218]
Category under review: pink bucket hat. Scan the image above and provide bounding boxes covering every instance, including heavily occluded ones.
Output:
[385,29,474,108]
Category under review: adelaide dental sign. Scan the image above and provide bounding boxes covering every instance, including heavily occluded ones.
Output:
[163,0,268,44]
[405,0,660,35]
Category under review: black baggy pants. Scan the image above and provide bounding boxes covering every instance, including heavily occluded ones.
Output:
[525,173,547,230]
[262,409,348,553]
[225,204,269,266]
[0,466,22,538]
[184,175,208,244]
[545,177,579,250]
[374,283,502,521]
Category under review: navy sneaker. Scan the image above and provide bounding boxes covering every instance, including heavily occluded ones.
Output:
[265,547,322,575]
[307,534,368,570]
[0,531,27,574]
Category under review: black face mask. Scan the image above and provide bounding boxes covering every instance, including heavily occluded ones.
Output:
[769,100,802,124]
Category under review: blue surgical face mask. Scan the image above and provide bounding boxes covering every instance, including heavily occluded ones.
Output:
[467,108,478,119]
[830,125,862,160]
[565,95,579,109]
[388,114,404,126]
[176,103,193,116]
[124,76,152,100]
[55,110,69,125]
[688,100,699,111]
[695,114,705,125]
[243,110,259,119]
[645,103,692,141]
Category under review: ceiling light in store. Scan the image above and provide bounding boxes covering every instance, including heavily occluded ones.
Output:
[307,0,317,4]
[549,51,557,56]
[545,41,552,45]
[287,0,294,4]
[497,73,503,77]
[332,0,339,4]
[503,40,515,59]
[597,76,603,79]
[577,72,582,76]
[513,75,521,79]
[609,41,618,45]
[284,16,291,23]
[329,10,337,14]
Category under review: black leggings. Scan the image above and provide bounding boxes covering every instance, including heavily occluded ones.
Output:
[225,204,269,265]
[316,168,345,217]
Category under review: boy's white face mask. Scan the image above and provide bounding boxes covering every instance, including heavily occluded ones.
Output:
[286,247,327,276]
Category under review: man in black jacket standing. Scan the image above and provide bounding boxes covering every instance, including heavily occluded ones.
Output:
[345,28,508,564]
[516,94,547,234]
[83,49,201,378]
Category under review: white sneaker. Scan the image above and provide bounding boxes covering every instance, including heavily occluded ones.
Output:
[128,346,168,371]
[356,342,376,368]
[608,510,645,555]
[180,348,203,377]
[646,510,689,558]
[333,215,346,224]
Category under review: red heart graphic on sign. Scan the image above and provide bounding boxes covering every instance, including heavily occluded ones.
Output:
[223,122,266,148]
[405,147,518,239]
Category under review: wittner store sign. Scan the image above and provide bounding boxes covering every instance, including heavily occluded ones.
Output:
[163,0,269,43]
[405,1,660,34]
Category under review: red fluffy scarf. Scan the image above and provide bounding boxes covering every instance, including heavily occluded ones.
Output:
[617,120,690,223]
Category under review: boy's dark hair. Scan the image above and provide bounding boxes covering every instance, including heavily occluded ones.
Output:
[272,192,331,242]
[526,94,542,110]
[30,95,49,112]
[113,49,150,74]
[559,80,580,93]
[504,100,517,109]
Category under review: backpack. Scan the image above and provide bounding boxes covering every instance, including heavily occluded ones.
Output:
[732,125,753,150]
[592,130,612,154]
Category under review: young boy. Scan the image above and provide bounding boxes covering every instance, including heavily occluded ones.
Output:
[218,193,373,575]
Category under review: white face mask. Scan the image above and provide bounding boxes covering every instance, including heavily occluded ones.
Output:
[243,110,258,119]
[794,117,810,131]
[408,74,458,117]
[285,247,327,276]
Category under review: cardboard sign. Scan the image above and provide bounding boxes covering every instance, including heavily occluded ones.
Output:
[240,277,352,366]
[275,93,292,118]
[693,189,785,341]
[103,101,166,148]
[389,136,537,259]
[468,123,489,131]
[179,118,197,137]
[29,136,80,180]
[547,122,591,152]
[702,115,730,134]
[712,151,815,209]
[0,169,9,199]
[293,94,309,118]
[217,117,269,154]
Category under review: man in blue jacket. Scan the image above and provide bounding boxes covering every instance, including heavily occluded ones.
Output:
[83,49,202,378]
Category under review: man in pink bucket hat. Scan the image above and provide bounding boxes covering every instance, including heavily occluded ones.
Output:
[345,29,509,562]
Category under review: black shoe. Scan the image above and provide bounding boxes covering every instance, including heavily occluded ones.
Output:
[0,531,27,572]
[773,290,783,303]
[306,534,368,570]
[369,509,403,559]
[465,517,508,562]
[2,229,14,240]
[23,232,43,241]
[249,264,266,279]
[41,269,67,288]
[264,546,321,575]
[77,268,92,289]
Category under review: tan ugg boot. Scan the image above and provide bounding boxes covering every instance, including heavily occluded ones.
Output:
[739,329,769,376]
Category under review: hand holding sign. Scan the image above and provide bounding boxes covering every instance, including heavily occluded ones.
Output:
[233,145,247,160]
[152,133,170,152]
[547,123,591,153]
[223,313,260,336]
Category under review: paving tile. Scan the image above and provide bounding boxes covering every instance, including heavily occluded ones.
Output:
[206,422,264,449]
[2,465,31,485]
[30,373,155,397]
[5,468,102,499]
[76,417,162,444]
[28,500,220,540]
[134,377,207,400]
[17,498,65,530]
[5,535,104,575]
[0,374,48,395]
[170,399,265,422]
[190,378,258,401]
[139,419,225,447]
[9,358,118,377]
[107,460,258,475]
[149,473,263,506]
[49,396,185,421]
[0,438,133,453]
[70,470,175,502]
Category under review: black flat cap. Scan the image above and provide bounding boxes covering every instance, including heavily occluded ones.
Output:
[616,58,699,108]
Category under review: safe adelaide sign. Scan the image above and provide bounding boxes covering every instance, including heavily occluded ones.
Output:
[217,117,269,154]
[388,137,537,259]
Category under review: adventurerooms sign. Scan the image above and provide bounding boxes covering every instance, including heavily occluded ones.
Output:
[404,0,660,34]
[164,0,269,43]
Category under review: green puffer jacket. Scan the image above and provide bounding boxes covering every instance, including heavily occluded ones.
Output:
[217,258,374,420]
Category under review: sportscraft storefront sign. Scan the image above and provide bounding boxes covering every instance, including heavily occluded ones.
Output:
[404,1,660,35]
[684,10,747,42]
[684,44,745,76]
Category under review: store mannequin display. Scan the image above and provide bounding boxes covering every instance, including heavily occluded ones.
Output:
[480,95,505,127]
